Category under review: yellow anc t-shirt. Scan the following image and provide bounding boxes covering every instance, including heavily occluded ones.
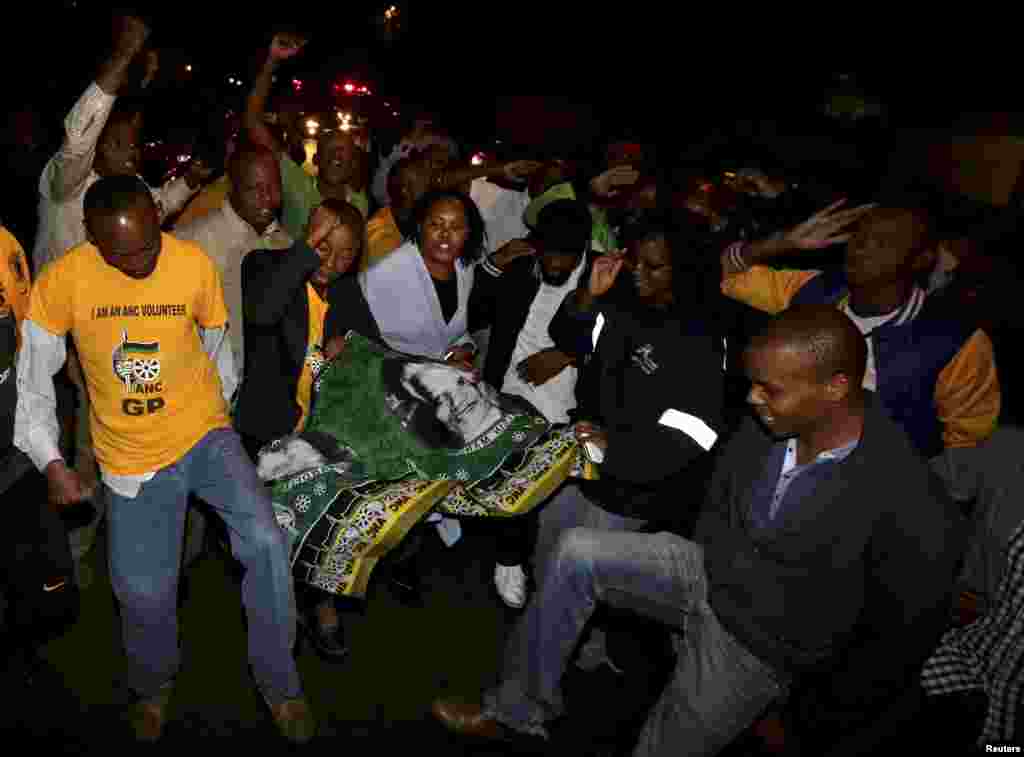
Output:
[0,226,32,333]
[294,283,328,431]
[28,233,232,475]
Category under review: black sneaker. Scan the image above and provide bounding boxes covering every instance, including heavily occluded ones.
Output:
[297,608,349,661]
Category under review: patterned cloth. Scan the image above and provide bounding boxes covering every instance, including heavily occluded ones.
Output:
[921,519,1024,745]
[262,332,586,597]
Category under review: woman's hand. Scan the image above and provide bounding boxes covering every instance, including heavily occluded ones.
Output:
[324,336,347,361]
[444,346,477,374]
[588,250,626,298]
[574,421,608,458]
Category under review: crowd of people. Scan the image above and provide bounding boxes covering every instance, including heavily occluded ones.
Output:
[2,14,1022,754]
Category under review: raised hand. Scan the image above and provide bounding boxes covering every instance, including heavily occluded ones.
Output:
[114,15,151,60]
[306,205,342,253]
[784,199,878,250]
[269,31,307,65]
[502,160,543,182]
[183,158,214,189]
[491,239,536,270]
[590,165,641,198]
[588,250,626,298]
[140,49,160,88]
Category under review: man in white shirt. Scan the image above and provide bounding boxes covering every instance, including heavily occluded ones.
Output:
[33,16,208,274]
[174,145,293,379]
[470,199,595,608]
[172,145,291,568]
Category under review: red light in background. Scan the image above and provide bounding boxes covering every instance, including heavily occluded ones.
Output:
[344,83,355,92]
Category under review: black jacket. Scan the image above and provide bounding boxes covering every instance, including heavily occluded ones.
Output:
[695,395,965,738]
[0,311,31,494]
[468,252,595,390]
[549,294,725,528]
[323,273,386,348]
[235,241,326,446]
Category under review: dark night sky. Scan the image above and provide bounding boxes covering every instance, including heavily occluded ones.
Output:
[19,1,1024,157]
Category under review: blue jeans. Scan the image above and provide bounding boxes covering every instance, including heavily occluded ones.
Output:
[485,522,787,756]
[105,428,300,704]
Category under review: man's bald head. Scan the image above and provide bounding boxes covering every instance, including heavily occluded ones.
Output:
[227,145,282,232]
[390,155,433,215]
[751,305,867,387]
[846,206,936,290]
[315,130,357,188]
[83,176,161,279]
[744,305,867,439]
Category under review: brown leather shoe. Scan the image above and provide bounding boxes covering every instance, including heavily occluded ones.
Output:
[129,688,172,743]
[268,697,317,744]
[431,697,508,740]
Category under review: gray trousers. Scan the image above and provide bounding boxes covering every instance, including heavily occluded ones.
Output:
[934,427,1024,604]
[485,484,787,756]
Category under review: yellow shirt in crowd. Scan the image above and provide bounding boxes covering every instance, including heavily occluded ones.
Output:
[721,264,1000,448]
[174,174,232,228]
[364,206,403,271]
[28,234,232,475]
[295,284,328,431]
[0,227,32,336]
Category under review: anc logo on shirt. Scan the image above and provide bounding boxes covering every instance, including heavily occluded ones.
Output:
[9,251,28,297]
[631,344,659,376]
[112,329,166,416]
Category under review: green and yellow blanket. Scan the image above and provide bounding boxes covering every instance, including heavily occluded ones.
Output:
[260,332,586,598]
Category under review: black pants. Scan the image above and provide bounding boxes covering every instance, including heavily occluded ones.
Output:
[1,469,79,656]
[494,511,538,567]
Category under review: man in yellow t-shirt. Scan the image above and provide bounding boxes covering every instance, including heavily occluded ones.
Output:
[363,155,432,271]
[12,176,314,743]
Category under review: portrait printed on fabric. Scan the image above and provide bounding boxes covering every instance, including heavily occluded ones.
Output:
[380,357,536,452]
[257,331,549,484]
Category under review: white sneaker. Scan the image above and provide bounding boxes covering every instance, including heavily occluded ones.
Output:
[494,564,528,609]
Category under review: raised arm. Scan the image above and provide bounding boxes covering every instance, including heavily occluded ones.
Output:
[719,199,876,313]
[243,32,307,156]
[549,252,624,360]
[434,160,542,192]
[720,198,876,275]
[45,15,150,202]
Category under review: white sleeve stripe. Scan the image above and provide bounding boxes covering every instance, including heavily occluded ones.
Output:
[658,408,718,451]
[591,313,606,350]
